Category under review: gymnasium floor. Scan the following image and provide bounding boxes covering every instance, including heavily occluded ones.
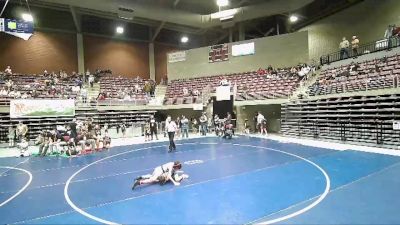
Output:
[1,135,400,224]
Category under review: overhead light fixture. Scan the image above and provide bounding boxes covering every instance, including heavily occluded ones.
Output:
[116,26,124,34]
[289,15,298,23]
[181,36,189,43]
[211,8,238,20]
[22,13,33,22]
[216,0,229,7]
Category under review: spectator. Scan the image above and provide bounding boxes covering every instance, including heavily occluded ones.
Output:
[181,115,189,138]
[0,87,7,96]
[219,77,229,86]
[199,112,208,136]
[256,112,265,134]
[5,79,13,91]
[89,74,95,88]
[81,86,88,103]
[144,81,151,97]
[351,36,360,58]
[4,66,12,75]
[149,115,159,140]
[183,87,189,97]
[16,121,28,141]
[339,37,350,59]
[8,126,16,147]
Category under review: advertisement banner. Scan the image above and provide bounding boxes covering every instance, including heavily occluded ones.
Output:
[10,99,75,118]
[168,51,186,63]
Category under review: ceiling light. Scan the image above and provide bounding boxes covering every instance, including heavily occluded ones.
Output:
[116,26,124,34]
[181,36,189,43]
[289,15,298,23]
[217,0,229,7]
[22,13,33,22]
[211,8,238,20]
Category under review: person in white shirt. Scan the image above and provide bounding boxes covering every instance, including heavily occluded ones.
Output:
[166,115,177,152]
[220,77,229,86]
[4,66,12,75]
[81,86,88,103]
[88,74,95,88]
[132,161,183,189]
[0,87,7,96]
[257,112,265,134]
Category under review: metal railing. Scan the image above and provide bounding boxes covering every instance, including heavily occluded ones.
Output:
[320,37,400,65]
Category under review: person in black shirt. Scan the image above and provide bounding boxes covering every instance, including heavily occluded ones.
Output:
[149,115,158,140]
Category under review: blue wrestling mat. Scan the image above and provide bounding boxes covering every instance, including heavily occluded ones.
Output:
[1,136,400,224]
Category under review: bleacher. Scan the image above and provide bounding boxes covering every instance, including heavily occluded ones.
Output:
[0,74,78,105]
[98,76,150,105]
[165,69,303,104]
[308,55,400,96]
[281,94,400,148]
[0,110,155,143]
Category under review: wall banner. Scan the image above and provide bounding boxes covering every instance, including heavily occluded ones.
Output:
[10,99,75,118]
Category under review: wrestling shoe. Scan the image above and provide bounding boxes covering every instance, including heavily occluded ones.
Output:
[132,180,140,190]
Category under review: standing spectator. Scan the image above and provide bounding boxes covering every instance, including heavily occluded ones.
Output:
[149,115,159,140]
[88,74,95,88]
[339,37,350,59]
[351,36,360,58]
[8,125,16,147]
[120,122,127,138]
[16,121,28,141]
[144,122,151,142]
[166,116,177,153]
[181,115,189,138]
[256,112,265,134]
[192,118,198,134]
[85,69,90,83]
[214,114,220,136]
[175,116,181,139]
[199,112,208,136]
[4,66,12,75]
[81,86,88,103]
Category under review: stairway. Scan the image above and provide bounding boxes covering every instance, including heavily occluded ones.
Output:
[88,83,100,100]
[290,70,322,100]
[149,85,167,105]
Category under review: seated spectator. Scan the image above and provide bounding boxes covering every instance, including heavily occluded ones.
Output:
[5,79,13,90]
[192,89,200,96]
[183,87,189,97]
[257,68,266,76]
[4,66,12,75]
[103,131,111,149]
[219,77,229,86]
[0,87,7,96]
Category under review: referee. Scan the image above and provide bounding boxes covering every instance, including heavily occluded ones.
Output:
[166,116,177,152]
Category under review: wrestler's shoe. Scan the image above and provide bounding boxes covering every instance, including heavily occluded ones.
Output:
[132,180,140,190]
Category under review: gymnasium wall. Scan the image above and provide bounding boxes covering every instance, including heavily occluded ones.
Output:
[167,31,309,80]
[83,35,150,79]
[300,0,400,60]
[0,31,78,74]
[154,44,182,83]
[235,104,282,133]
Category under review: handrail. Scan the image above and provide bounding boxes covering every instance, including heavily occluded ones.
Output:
[320,37,400,65]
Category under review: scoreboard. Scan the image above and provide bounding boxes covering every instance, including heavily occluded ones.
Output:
[209,43,229,63]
